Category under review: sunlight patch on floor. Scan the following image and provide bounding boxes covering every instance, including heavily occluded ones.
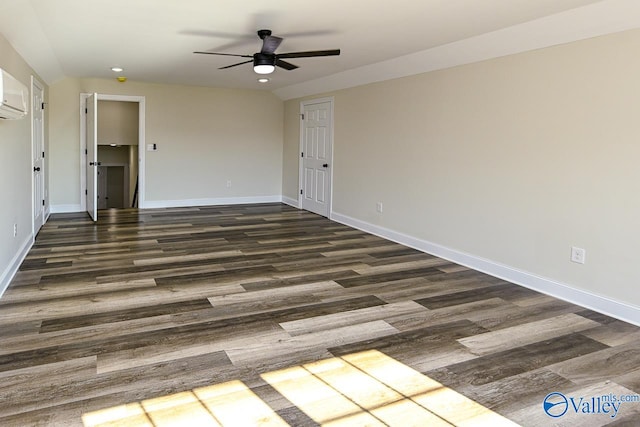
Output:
[82,350,519,426]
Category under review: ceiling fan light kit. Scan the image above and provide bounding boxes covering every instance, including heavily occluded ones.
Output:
[253,53,275,74]
[194,29,340,76]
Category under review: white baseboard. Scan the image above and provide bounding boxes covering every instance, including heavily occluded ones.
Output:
[0,235,33,299]
[51,197,286,212]
[331,211,640,326]
[143,195,283,209]
[50,204,83,213]
[282,196,300,208]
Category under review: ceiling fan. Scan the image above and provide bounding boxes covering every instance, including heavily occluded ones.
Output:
[194,29,340,75]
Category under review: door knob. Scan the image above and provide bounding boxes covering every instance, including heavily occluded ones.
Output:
[89,162,94,166]
[33,166,41,172]
[322,163,329,168]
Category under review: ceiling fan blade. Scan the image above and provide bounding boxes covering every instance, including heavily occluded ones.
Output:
[181,29,257,52]
[193,51,252,58]
[279,30,336,38]
[277,49,340,59]
[275,59,298,70]
[261,35,283,54]
[180,29,250,40]
[218,60,253,70]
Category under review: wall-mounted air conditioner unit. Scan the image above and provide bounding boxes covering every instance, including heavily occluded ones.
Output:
[0,68,28,120]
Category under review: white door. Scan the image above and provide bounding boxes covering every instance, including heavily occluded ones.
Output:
[32,78,45,233]
[301,100,333,217]
[86,93,98,221]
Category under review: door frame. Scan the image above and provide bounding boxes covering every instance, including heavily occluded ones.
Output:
[298,96,335,217]
[80,93,146,210]
[31,76,47,234]
[86,93,98,220]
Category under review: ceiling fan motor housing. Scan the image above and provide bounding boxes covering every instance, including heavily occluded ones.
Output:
[254,52,275,66]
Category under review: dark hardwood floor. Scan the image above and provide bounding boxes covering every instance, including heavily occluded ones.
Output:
[1,203,639,426]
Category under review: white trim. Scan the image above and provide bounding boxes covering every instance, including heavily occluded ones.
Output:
[80,93,146,212]
[299,97,335,217]
[298,104,303,208]
[43,81,50,220]
[137,98,146,208]
[282,196,300,208]
[80,93,87,210]
[53,196,285,212]
[142,196,283,209]
[31,76,46,235]
[0,235,33,299]
[31,75,37,232]
[273,0,640,100]
[50,204,83,213]
[331,211,640,327]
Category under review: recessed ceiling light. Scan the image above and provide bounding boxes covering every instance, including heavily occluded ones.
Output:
[111,67,124,72]
[257,78,270,83]
[110,143,117,147]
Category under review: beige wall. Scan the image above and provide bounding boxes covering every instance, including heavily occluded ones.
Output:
[48,78,82,206]
[98,145,129,164]
[282,100,303,200]
[0,33,48,292]
[49,78,283,206]
[97,100,138,146]
[283,29,640,310]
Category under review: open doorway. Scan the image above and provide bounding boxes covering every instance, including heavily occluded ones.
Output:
[97,155,129,209]
[97,100,139,209]
[81,94,146,220]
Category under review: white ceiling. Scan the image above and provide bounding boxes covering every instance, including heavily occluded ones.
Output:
[1,0,639,99]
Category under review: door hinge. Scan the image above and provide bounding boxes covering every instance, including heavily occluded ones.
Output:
[85,108,88,114]
[301,152,303,158]
[42,151,45,158]
[42,199,45,206]
[41,102,46,110]
[85,189,88,195]
[301,113,304,120]
[85,149,88,155]
[300,189,303,195]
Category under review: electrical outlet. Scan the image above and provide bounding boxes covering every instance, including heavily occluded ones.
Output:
[571,246,586,264]
[226,180,232,188]
[13,223,17,237]
[376,202,383,213]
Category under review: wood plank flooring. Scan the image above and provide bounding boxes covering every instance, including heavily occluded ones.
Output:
[1,203,639,426]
